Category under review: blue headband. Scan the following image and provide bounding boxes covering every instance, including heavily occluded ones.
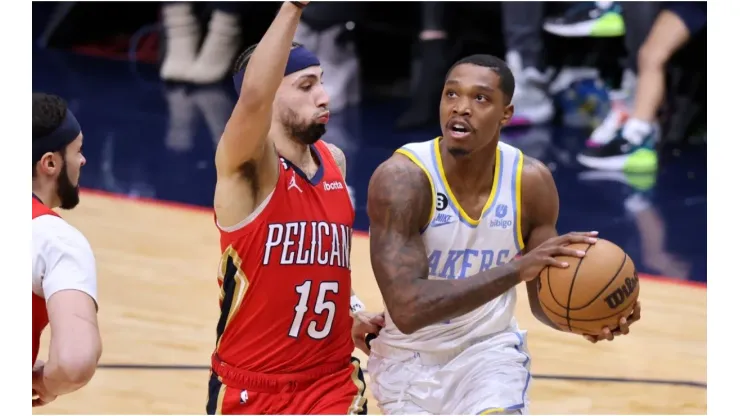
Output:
[32,108,81,162]
[233,46,321,96]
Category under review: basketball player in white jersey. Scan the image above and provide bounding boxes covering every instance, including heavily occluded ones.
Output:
[365,55,641,414]
[32,93,102,407]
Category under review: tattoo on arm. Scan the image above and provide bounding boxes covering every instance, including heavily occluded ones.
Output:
[367,155,524,334]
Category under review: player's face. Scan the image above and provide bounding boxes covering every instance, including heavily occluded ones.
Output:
[275,66,330,145]
[439,64,513,157]
[57,135,86,210]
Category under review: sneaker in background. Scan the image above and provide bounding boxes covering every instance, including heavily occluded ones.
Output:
[544,2,625,38]
[506,51,554,127]
[577,120,659,172]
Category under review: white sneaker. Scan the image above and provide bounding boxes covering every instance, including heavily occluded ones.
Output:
[159,3,201,82]
[506,51,554,126]
[187,11,242,85]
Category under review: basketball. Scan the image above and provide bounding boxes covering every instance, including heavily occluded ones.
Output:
[537,238,639,335]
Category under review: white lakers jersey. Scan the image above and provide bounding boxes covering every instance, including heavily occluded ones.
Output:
[377,137,526,352]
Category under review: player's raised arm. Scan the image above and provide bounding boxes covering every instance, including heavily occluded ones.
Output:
[215,1,307,175]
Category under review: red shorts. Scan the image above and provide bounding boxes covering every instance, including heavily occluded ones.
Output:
[206,356,367,415]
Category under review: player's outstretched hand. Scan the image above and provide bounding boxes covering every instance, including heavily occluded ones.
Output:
[513,231,599,282]
[584,301,641,343]
[352,312,385,355]
[32,360,57,407]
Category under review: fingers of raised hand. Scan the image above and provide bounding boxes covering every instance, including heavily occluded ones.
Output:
[560,231,599,245]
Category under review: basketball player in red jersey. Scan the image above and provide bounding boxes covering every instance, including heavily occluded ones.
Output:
[207,2,381,414]
[32,93,102,407]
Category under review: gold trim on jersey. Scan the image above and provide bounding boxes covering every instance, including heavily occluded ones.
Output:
[395,148,436,229]
[433,137,501,227]
[346,358,367,415]
[215,245,250,351]
[514,149,525,251]
[215,376,227,414]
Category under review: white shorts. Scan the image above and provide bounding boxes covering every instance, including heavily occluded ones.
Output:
[367,331,531,415]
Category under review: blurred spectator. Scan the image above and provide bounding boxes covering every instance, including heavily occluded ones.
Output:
[543,1,660,150]
[503,2,604,128]
[395,2,451,129]
[576,2,706,172]
[397,2,606,130]
[160,2,242,84]
[543,1,625,38]
[583,1,660,147]
[294,3,364,112]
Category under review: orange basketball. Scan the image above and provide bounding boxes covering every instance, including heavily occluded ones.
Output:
[537,238,639,335]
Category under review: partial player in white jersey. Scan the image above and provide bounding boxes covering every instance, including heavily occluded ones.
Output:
[32,93,102,407]
[365,55,641,415]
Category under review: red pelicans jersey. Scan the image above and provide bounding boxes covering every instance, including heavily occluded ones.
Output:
[213,140,355,374]
[32,195,98,365]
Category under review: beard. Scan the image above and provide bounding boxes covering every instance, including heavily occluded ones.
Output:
[282,107,326,145]
[56,159,80,210]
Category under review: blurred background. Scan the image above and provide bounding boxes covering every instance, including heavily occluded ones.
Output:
[32,0,706,286]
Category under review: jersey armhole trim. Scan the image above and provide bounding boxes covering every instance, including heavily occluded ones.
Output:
[514,150,525,252]
[216,189,275,233]
[394,148,435,231]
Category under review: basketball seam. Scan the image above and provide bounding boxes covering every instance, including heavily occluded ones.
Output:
[569,252,628,311]
[567,300,637,322]
[565,244,593,332]
[547,265,568,309]
[548,322,603,334]
[539,290,636,321]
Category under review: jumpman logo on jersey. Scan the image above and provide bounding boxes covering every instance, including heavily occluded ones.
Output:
[288,171,302,193]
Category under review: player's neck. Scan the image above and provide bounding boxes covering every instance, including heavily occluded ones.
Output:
[441,139,498,194]
[32,180,60,209]
[272,133,316,171]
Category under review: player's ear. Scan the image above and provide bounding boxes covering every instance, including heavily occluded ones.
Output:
[501,103,514,127]
[38,152,59,175]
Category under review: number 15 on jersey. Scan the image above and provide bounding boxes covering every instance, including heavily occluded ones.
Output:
[288,280,338,340]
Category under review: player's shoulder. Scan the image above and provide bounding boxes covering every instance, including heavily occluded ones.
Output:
[322,141,344,162]
[321,141,346,177]
[33,214,92,253]
[519,154,558,215]
[370,152,431,194]
[521,154,553,184]
[367,152,433,225]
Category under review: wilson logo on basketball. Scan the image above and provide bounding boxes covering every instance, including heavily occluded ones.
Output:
[603,274,639,309]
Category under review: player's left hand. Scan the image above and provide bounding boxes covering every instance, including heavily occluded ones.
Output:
[32,360,57,407]
[584,301,641,343]
[352,311,385,355]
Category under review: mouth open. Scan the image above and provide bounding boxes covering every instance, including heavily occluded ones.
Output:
[448,122,472,139]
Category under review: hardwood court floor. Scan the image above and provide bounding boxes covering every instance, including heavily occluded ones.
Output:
[33,192,707,415]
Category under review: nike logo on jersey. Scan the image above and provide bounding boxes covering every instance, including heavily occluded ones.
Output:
[430,213,456,228]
